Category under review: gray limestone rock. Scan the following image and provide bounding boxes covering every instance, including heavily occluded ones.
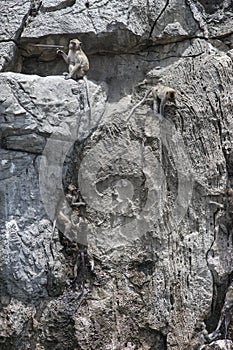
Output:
[0,1,31,73]
[0,0,233,349]
[201,340,233,349]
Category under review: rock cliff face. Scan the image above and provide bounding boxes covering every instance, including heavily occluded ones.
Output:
[0,1,233,349]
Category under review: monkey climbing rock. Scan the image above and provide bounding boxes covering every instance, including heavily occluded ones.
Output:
[127,84,176,122]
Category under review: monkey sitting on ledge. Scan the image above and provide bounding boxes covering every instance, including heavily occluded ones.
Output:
[57,38,89,80]
[57,38,91,116]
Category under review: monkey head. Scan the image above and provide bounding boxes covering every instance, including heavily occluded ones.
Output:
[69,39,82,51]
[166,89,176,101]
[226,188,233,197]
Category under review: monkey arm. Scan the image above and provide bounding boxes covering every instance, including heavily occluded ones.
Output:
[57,49,69,64]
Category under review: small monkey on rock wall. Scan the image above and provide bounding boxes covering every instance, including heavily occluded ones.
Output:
[57,38,91,117]
[57,39,89,79]
[127,84,176,122]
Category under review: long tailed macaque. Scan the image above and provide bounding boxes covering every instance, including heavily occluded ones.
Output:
[127,84,176,122]
[57,39,91,116]
[208,283,233,341]
[57,38,89,79]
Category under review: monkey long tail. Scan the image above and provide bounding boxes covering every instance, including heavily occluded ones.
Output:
[83,76,91,129]
[126,89,152,123]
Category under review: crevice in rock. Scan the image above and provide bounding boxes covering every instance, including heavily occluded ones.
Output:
[15,1,42,42]
[205,181,233,335]
[210,31,233,41]
[186,0,208,37]
[5,79,38,120]
[149,0,170,38]
[0,39,18,45]
[40,0,76,13]
[1,134,46,155]
[205,274,232,334]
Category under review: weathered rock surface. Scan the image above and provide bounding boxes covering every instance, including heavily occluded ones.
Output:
[0,1,233,350]
[201,340,233,349]
[0,0,31,72]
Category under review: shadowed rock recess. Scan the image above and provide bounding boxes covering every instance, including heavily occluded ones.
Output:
[0,0,233,349]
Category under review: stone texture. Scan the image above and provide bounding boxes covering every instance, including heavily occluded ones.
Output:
[0,0,233,349]
[0,42,22,73]
[201,340,233,350]
[0,0,31,72]
[20,0,208,53]
[0,1,31,41]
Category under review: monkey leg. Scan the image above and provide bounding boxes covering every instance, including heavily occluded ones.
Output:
[57,50,69,64]
[79,68,86,78]
[69,64,83,79]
